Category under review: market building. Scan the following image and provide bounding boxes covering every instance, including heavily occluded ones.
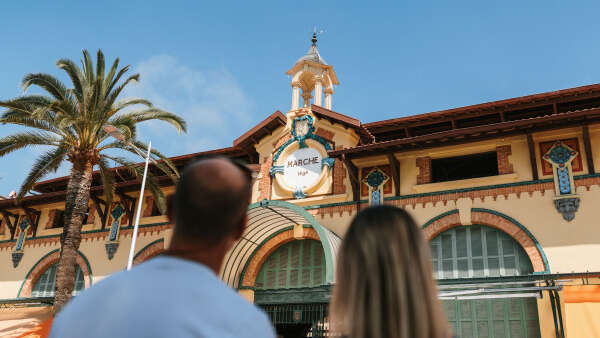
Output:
[1,35,600,337]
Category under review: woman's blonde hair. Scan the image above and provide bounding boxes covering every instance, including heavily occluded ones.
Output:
[330,205,450,338]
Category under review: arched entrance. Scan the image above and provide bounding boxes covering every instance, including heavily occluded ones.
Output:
[223,200,340,338]
[431,225,541,338]
[256,239,328,338]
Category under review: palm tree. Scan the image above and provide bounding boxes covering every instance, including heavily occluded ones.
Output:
[0,50,186,314]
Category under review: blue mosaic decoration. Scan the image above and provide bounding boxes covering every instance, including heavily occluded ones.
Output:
[15,219,29,251]
[108,205,124,242]
[269,165,284,177]
[547,144,577,166]
[293,187,307,199]
[322,157,335,169]
[557,167,572,195]
[270,113,336,199]
[371,190,382,206]
[362,168,389,206]
[366,170,385,188]
[11,219,29,268]
[106,205,125,260]
[543,141,578,197]
[543,141,580,221]
[272,115,333,164]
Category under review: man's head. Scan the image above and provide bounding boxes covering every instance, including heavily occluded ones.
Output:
[170,157,253,247]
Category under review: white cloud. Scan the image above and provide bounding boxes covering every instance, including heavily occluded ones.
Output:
[124,55,256,155]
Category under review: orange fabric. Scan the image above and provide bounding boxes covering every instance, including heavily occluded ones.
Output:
[563,285,600,303]
[18,318,52,338]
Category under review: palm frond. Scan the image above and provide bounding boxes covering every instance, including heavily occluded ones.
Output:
[1,110,63,135]
[0,96,53,119]
[101,141,178,182]
[103,74,139,116]
[110,109,187,133]
[56,59,84,102]
[110,98,153,113]
[103,58,120,94]
[104,65,130,98]
[102,155,166,214]
[21,73,68,101]
[96,50,105,83]
[130,140,179,178]
[0,132,60,157]
[17,146,68,200]
[81,49,95,86]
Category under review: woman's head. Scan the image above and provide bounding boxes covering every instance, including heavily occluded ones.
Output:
[330,205,449,338]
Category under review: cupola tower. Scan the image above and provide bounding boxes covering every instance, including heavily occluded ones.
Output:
[286,30,339,110]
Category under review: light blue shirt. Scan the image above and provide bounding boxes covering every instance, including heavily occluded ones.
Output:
[50,256,275,338]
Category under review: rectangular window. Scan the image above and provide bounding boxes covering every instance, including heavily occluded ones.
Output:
[150,202,161,217]
[83,208,89,225]
[52,210,65,228]
[431,152,499,183]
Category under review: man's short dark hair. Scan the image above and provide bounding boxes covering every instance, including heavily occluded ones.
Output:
[172,157,253,244]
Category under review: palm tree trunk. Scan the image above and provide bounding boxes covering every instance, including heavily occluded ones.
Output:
[53,160,93,315]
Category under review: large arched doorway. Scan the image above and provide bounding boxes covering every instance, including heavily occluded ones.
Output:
[228,200,340,338]
[431,225,541,337]
[255,239,328,338]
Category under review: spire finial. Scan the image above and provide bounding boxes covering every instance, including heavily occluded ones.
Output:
[312,27,317,46]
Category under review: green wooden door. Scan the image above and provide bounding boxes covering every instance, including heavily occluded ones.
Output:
[430,226,541,338]
[255,239,325,290]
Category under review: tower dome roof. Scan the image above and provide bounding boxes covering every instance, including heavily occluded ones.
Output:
[295,44,327,65]
[294,31,328,65]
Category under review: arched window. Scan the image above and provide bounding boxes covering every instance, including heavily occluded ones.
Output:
[255,239,325,290]
[430,225,533,279]
[431,226,540,338]
[31,264,85,297]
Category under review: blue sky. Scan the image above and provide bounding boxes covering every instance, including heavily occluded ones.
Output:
[2,0,600,195]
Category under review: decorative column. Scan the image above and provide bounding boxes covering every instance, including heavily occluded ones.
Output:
[363,168,389,206]
[543,141,580,221]
[291,82,301,110]
[324,88,333,110]
[314,78,323,107]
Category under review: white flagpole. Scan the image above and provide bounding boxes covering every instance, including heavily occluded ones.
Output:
[127,141,152,271]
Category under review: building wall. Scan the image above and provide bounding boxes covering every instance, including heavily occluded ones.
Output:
[0,195,173,299]
[1,118,599,338]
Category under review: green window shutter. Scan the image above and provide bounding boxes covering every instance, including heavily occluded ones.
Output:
[255,239,325,290]
[432,226,540,337]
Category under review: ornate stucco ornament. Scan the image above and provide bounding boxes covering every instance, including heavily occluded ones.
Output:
[363,167,389,206]
[11,218,29,268]
[105,204,125,260]
[543,141,580,221]
[270,112,335,199]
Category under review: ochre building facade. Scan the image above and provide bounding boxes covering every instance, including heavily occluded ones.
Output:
[1,39,600,337]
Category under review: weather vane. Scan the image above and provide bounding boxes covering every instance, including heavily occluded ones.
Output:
[312,26,324,46]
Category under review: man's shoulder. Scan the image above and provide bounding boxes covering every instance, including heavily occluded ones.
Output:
[51,257,276,338]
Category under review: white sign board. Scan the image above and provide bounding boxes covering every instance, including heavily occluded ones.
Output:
[283,148,322,190]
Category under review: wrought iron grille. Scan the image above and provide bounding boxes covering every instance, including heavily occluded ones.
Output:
[261,303,337,337]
